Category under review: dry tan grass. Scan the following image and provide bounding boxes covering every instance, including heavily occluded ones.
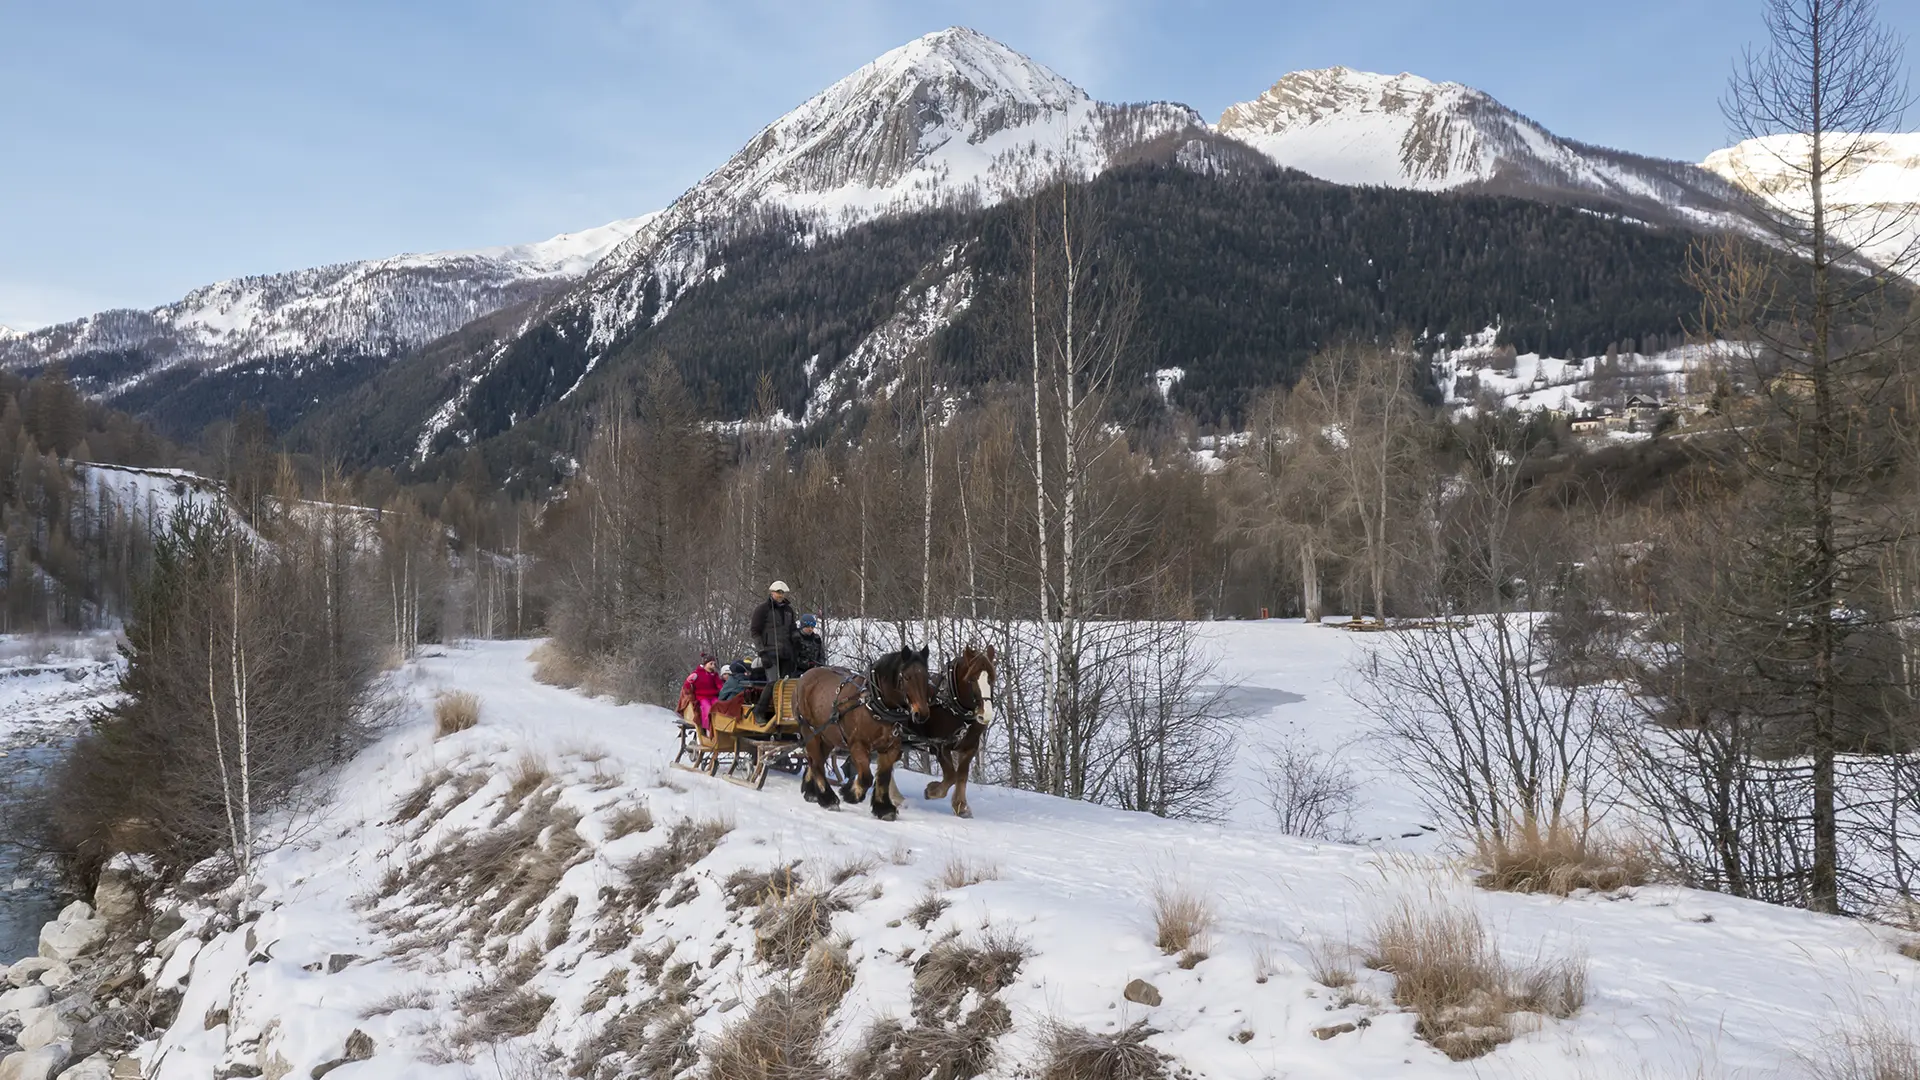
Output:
[913,929,1030,1021]
[580,968,627,1015]
[392,767,454,825]
[1806,1013,1920,1080]
[434,691,481,738]
[360,987,434,1017]
[1306,939,1356,988]
[505,754,553,805]
[604,801,654,841]
[615,816,733,912]
[940,856,1000,890]
[1366,898,1588,1060]
[572,957,701,1079]
[725,863,804,911]
[708,938,856,1080]
[1040,1020,1170,1080]
[530,640,584,688]
[1900,942,1920,964]
[908,891,952,930]
[455,954,553,1045]
[1151,883,1213,956]
[753,887,854,969]
[1474,829,1655,896]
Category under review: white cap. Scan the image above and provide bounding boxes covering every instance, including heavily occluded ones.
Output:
[769,580,790,593]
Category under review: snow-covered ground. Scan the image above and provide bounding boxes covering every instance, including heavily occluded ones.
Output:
[81,630,1920,1079]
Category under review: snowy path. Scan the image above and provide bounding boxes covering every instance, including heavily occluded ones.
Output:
[136,637,1920,1079]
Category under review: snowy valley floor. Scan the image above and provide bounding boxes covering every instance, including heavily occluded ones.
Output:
[44,630,1920,1078]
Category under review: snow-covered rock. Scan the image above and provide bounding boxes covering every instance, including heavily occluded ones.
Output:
[1217,66,1748,228]
[37,903,105,962]
[1703,132,1920,280]
[0,1046,69,1080]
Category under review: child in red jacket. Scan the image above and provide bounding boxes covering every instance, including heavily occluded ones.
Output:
[684,654,724,735]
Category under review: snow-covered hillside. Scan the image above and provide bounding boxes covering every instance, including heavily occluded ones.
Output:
[1217,67,1749,229]
[0,213,657,387]
[1703,132,1920,281]
[1433,328,1744,421]
[13,632,1914,1080]
[572,27,1203,351]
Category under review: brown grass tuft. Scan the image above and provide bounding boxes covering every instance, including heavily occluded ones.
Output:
[725,863,805,911]
[393,767,453,825]
[434,691,481,737]
[1151,883,1213,956]
[753,887,853,969]
[708,937,856,1080]
[505,754,553,805]
[1474,830,1654,896]
[940,856,1000,890]
[1306,939,1355,988]
[908,891,951,930]
[1806,1013,1920,1080]
[613,817,733,912]
[456,954,553,1044]
[530,640,585,689]
[913,929,1029,1020]
[604,801,654,841]
[360,987,434,1017]
[1366,899,1588,1060]
[1040,1020,1170,1080]
[1900,942,1920,964]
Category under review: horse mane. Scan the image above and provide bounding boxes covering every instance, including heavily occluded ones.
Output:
[872,646,926,686]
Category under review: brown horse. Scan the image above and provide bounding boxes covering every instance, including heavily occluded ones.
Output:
[906,645,998,818]
[793,646,933,820]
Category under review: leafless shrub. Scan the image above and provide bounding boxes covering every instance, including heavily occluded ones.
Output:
[1805,1012,1920,1080]
[889,842,915,865]
[940,856,999,890]
[1365,898,1588,1060]
[1900,941,1920,963]
[908,891,951,930]
[708,937,856,1080]
[614,816,733,911]
[435,691,480,737]
[604,801,654,840]
[1151,883,1212,955]
[1474,830,1654,896]
[1259,735,1358,840]
[1040,1020,1170,1080]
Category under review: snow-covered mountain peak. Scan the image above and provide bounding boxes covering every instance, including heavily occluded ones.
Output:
[0,325,20,341]
[1702,133,1920,278]
[1219,67,1470,136]
[577,28,1202,346]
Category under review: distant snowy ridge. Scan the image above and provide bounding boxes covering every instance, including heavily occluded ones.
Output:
[573,27,1203,350]
[1703,133,1920,281]
[1217,67,1750,229]
[0,213,657,379]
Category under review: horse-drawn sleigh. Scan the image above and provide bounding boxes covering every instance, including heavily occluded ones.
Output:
[674,643,998,820]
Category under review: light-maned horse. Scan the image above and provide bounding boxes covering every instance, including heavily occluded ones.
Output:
[793,646,933,820]
[907,645,997,818]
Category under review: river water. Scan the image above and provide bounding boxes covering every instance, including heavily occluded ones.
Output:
[0,742,66,965]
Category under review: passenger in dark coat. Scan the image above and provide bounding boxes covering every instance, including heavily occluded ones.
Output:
[749,581,800,718]
[796,614,826,672]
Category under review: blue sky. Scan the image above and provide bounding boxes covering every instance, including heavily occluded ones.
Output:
[2,0,1914,329]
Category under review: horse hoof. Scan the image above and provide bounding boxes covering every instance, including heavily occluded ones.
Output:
[823,802,842,812]
[801,788,818,804]
[955,806,972,819]
[875,808,898,822]
[923,783,944,800]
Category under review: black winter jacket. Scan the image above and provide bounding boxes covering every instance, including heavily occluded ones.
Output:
[750,597,799,661]
[796,629,826,671]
